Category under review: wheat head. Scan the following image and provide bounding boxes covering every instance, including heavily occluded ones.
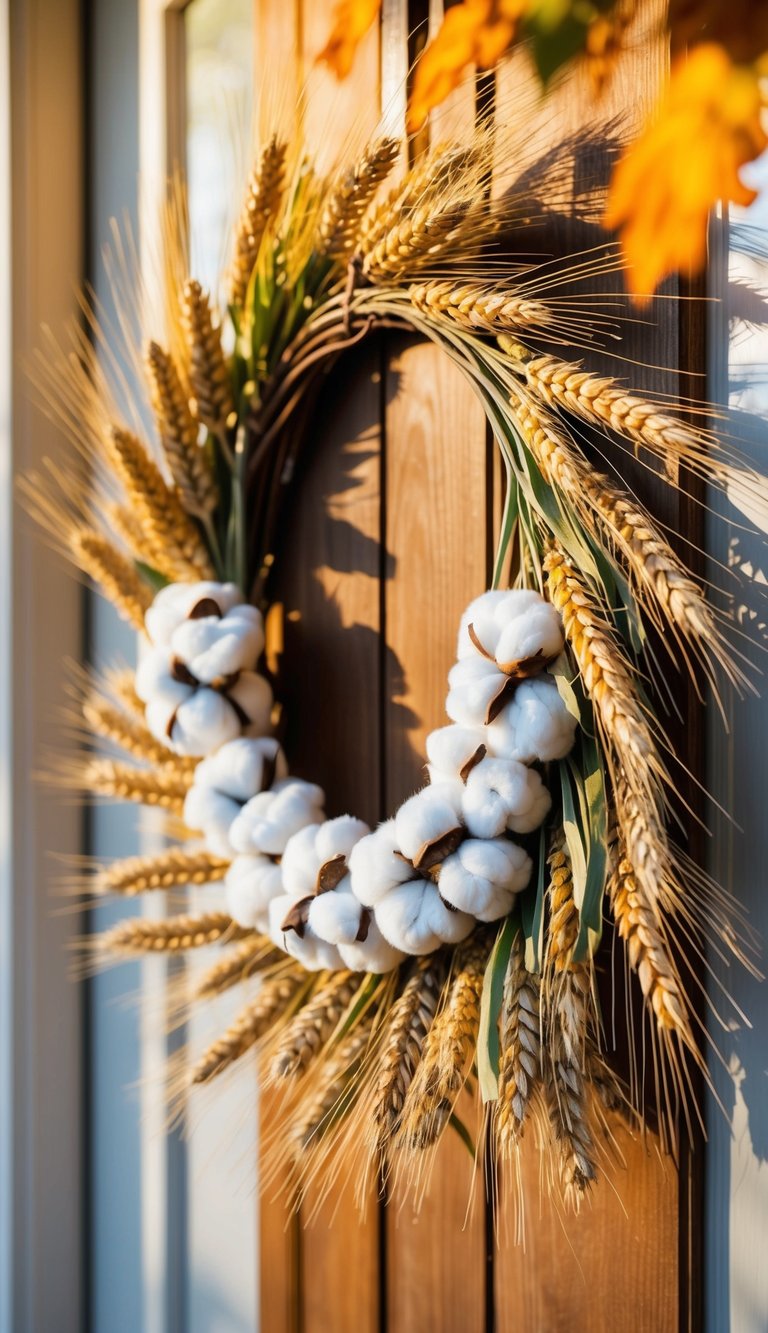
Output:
[146,339,218,518]
[270,972,360,1080]
[496,931,542,1148]
[194,937,279,1001]
[181,280,235,437]
[79,758,191,813]
[371,956,442,1146]
[228,136,287,308]
[410,280,555,333]
[192,972,301,1084]
[97,847,229,896]
[70,530,152,631]
[99,911,249,956]
[319,137,400,260]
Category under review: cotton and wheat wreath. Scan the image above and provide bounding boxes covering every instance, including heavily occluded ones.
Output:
[25,120,765,1218]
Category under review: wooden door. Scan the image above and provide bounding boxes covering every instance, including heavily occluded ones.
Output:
[258,3,694,1329]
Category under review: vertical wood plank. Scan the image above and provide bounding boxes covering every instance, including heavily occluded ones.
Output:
[383,337,489,1333]
[270,341,384,1333]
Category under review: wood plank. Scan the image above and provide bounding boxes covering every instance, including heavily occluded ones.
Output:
[492,7,683,1329]
[495,1132,679,1333]
[383,336,489,1333]
[269,339,384,1333]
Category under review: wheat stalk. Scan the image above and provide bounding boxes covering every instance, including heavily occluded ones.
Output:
[79,758,191,812]
[106,426,213,580]
[99,911,249,956]
[192,972,302,1083]
[361,199,472,281]
[397,933,486,1149]
[615,775,674,912]
[544,842,592,1069]
[545,1049,597,1206]
[290,1022,373,1150]
[228,136,287,307]
[96,847,229,896]
[516,399,724,668]
[608,841,692,1040]
[410,281,555,333]
[319,137,400,259]
[520,352,720,478]
[82,695,183,768]
[146,340,218,518]
[194,937,279,1000]
[270,972,360,1079]
[182,280,235,437]
[496,931,541,1147]
[371,956,442,1146]
[544,544,667,805]
[69,530,152,630]
[104,501,158,566]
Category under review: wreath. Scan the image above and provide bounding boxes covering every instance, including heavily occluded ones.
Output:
[27,123,762,1215]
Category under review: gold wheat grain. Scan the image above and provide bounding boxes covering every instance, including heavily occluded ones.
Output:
[319,137,400,260]
[192,972,302,1083]
[99,911,250,956]
[194,937,280,1001]
[496,931,541,1147]
[79,758,191,813]
[69,530,152,630]
[410,280,555,333]
[371,956,442,1145]
[228,136,287,308]
[270,972,360,1079]
[290,1022,373,1150]
[181,281,235,437]
[96,847,229,896]
[146,339,218,518]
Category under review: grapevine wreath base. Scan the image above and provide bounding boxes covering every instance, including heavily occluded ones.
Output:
[27,112,763,1218]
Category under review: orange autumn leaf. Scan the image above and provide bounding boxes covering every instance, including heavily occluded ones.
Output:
[604,43,768,300]
[317,0,381,80]
[407,0,527,134]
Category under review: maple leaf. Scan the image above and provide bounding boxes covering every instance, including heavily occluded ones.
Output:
[604,43,768,301]
[317,0,382,80]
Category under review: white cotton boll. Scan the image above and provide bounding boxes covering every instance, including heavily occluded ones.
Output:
[225,854,284,931]
[339,914,406,973]
[462,757,551,838]
[457,589,536,659]
[445,657,508,728]
[228,672,274,738]
[439,838,532,921]
[135,646,188,708]
[486,675,577,764]
[136,653,273,757]
[268,894,343,971]
[374,880,474,955]
[394,787,463,867]
[184,738,288,857]
[170,604,265,681]
[229,779,326,856]
[425,724,487,783]
[457,588,562,673]
[167,687,244,756]
[281,816,371,901]
[144,581,244,647]
[348,821,416,907]
[307,879,364,946]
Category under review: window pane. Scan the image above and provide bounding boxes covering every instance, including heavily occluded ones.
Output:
[185,0,253,293]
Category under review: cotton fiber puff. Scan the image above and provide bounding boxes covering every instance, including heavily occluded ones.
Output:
[184,737,288,856]
[229,779,325,856]
[267,895,343,971]
[338,914,405,973]
[394,786,463,868]
[457,588,563,675]
[374,880,474,955]
[225,854,284,931]
[304,872,405,972]
[426,724,487,784]
[486,675,577,764]
[281,816,370,901]
[144,581,249,648]
[348,821,419,907]
[445,657,508,728]
[439,838,532,921]
[461,757,551,839]
[137,653,273,757]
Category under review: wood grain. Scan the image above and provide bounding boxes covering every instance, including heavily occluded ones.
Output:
[383,337,489,1333]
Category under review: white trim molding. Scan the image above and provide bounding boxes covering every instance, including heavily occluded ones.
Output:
[0,1,85,1331]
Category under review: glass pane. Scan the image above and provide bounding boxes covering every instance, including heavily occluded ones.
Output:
[185,0,254,293]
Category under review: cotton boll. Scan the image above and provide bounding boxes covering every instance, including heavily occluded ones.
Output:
[225,854,284,931]
[171,604,265,681]
[144,580,244,647]
[462,757,551,838]
[184,737,288,857]
[374,880,474,954]
[136,655,273,758]
[268,894,343,971]
[394,787,463,869]
[425,724,487,784]
[229,779,325,856]
[307,877,365,946]
[281,816,372,902]
[457,588,563,676]
[486,675,577,764]
[439,838,532,921]
[165,687,244,756]
[445,657,508,727]
[348,821,416,907]
[339,914,406,973]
